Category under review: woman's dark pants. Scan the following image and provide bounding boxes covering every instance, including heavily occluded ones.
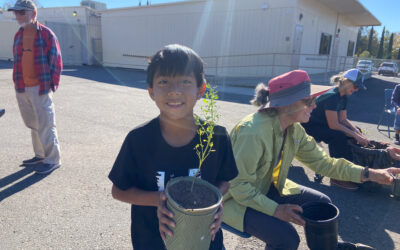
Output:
[302,123,353,161]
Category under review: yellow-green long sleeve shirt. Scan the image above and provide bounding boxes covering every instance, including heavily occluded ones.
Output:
[222,111,363,231]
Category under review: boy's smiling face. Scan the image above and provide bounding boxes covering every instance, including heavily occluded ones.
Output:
[148,72,205,122]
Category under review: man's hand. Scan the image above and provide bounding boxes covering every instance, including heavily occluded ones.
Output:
[397,108,400,114]
[157,192,175,241]
[273,204,305,226]
[366,168,400,185]
[210,204,223,241]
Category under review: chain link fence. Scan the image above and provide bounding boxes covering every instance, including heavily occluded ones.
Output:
[354,57,400,74]
[121,52,355,85]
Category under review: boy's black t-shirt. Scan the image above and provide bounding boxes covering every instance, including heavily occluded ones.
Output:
[308,87,347,125]
[108,117,238,250]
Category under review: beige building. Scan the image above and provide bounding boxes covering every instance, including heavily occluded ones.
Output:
[101,0,380,77]
[0,5,102,65]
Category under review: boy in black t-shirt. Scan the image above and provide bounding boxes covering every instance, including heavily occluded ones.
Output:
[108,44,238,250]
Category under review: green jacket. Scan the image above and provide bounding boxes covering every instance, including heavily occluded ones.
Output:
[222,111,363,231]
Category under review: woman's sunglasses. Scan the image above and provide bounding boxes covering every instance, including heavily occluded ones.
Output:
[301,97,316,107]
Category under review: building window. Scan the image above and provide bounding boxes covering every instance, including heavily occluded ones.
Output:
[347,41,355,56]
[319,33,332,55]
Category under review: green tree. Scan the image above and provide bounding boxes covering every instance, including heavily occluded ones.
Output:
[394,33,400,49]
[359,50,371,58]
[387,33,394,59]
[367,26,374,54]
[397,48,400,60]
[355,28,362,55]
[377,27,385,58]
[355,27,369,56]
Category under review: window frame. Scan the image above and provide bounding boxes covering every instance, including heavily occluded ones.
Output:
[319,32,332,55]
[347,40,355,57]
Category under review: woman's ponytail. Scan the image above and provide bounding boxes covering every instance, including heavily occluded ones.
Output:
[251,83,269,107]
[330,72,345,86]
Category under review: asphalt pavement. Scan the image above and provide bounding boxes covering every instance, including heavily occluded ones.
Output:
[1,61,400,249]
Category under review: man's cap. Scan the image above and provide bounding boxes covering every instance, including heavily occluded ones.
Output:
[260,70,331,109]
[8,0,36,11]
[343,68,366,90]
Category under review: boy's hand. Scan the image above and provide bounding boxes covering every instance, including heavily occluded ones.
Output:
[157,192,175,241]
[210,204,223,241]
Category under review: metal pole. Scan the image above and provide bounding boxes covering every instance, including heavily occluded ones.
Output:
[271,54,276,77]
[324,55,329,83]
[215,57,219,85]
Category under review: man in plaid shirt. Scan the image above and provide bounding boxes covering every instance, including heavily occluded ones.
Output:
[9,0,62,175]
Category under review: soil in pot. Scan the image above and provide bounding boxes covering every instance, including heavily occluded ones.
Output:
[168,180,219,209]
[365,141,388,149]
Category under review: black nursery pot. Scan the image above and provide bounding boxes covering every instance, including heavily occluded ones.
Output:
[302,202,340,250]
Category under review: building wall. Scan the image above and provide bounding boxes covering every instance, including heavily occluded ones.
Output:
[0,21,19,60]
[38,7,102,65]
[38,7,90,24]
[101,0,298,77]
[0,6,102,65]
[297,0,357,74]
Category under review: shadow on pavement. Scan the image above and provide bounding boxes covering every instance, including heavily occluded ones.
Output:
[288,165,399,249]
[3,60,398,108]
[62,64,254,104]
[0,60,12,69]
[62,65,148,90]
[0,167,49,202]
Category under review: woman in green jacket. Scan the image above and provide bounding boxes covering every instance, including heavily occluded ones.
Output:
[222,70,400,250]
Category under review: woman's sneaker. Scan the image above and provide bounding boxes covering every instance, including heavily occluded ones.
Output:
[394,134,400,145]
[21,157,44,166]
[330,178,359,191]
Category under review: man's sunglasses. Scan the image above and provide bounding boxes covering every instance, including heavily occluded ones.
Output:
[14,10,27,15]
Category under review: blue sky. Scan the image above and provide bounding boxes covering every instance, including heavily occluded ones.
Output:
[1,0,399,33]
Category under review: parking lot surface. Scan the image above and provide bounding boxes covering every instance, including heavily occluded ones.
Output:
[1,62,400,249]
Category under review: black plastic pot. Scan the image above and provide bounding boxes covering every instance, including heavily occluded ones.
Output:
[164,177,222,250]
[347,139,393,192]
[302,202,339,250]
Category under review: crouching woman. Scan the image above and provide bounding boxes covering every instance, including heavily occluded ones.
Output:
[222,70,400,250]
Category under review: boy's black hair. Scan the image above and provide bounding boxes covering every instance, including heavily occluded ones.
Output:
[147,44,205,88]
